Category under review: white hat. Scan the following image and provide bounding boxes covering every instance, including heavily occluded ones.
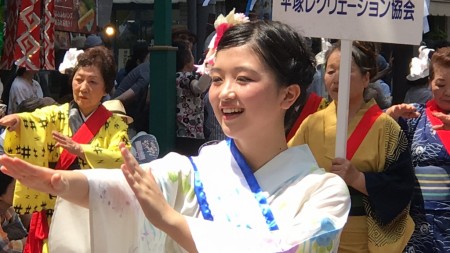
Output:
[102,100,134,124]
[406,46,434,81]
[59,48,84,74]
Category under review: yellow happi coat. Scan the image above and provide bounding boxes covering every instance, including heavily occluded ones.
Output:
[4,103,130,218]
[289,99,415,253]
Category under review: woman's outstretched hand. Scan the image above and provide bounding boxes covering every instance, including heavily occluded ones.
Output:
[0,155,68,196]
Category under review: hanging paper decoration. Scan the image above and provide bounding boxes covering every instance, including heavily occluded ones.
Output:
[14,0,42,70]
[42,0,55,70]
[0,0,55,70]
[0,0,19,69]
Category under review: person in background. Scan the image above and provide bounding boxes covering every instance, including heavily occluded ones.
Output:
[116,41,150,86]
[386,47,450,253]
[289,40,415,252]
[0,46,130,253]
[0,172,27,253]
[113,58,150,137]
[364,46,392,109]
[0,20,350,253]
[7,68,43,114]
[404,46,434,104]
[307,38,331,99]
[173,40,211,156]
[172,25,197,51]
[15,97,57,113]
[83,34,103,50]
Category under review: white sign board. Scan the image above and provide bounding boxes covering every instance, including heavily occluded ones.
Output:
[273,0,424,45]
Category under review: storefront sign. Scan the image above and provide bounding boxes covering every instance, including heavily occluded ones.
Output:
[55,0,96,33]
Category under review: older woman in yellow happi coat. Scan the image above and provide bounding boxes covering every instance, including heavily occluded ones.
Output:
[0,46,131,253]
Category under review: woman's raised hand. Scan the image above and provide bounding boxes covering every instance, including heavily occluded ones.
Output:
[118,142,196,252]
[119,142,175,229]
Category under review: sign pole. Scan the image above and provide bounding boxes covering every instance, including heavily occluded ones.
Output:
[335,39,352,158]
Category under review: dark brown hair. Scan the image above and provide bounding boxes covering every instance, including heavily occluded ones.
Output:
[429,47,450,81]
[71,46,116,93]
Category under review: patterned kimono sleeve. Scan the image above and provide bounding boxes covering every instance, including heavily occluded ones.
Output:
[364,119,415,224]
[85,152,197,253]
[5,105,66,214]
[399,103,422,144]
[187,173,350,253]
[4,104,64,165]
[81,115,131,169]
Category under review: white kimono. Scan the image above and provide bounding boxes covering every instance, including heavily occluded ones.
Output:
[49,140,350,253]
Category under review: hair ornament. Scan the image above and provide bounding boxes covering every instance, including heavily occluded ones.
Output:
[195,9,249,75]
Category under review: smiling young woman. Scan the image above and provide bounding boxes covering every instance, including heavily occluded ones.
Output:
[0,20,350,253]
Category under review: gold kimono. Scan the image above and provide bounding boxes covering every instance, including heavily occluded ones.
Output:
[289,99,415,253]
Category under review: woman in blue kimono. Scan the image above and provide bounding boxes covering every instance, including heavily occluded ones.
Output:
[0,20,350,253]
[387,47,450,253]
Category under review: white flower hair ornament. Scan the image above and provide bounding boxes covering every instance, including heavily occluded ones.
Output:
[59,48,84,74]
[406,46,434,81]
[195,9,249,75]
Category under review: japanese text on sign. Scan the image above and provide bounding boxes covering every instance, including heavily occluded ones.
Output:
[273,0,424,45]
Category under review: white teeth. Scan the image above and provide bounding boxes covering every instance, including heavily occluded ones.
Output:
[222,108,243,114]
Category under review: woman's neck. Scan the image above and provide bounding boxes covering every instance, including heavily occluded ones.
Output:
[346,97,366,121]
[79,104,99,118]
[234,126,288,173]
